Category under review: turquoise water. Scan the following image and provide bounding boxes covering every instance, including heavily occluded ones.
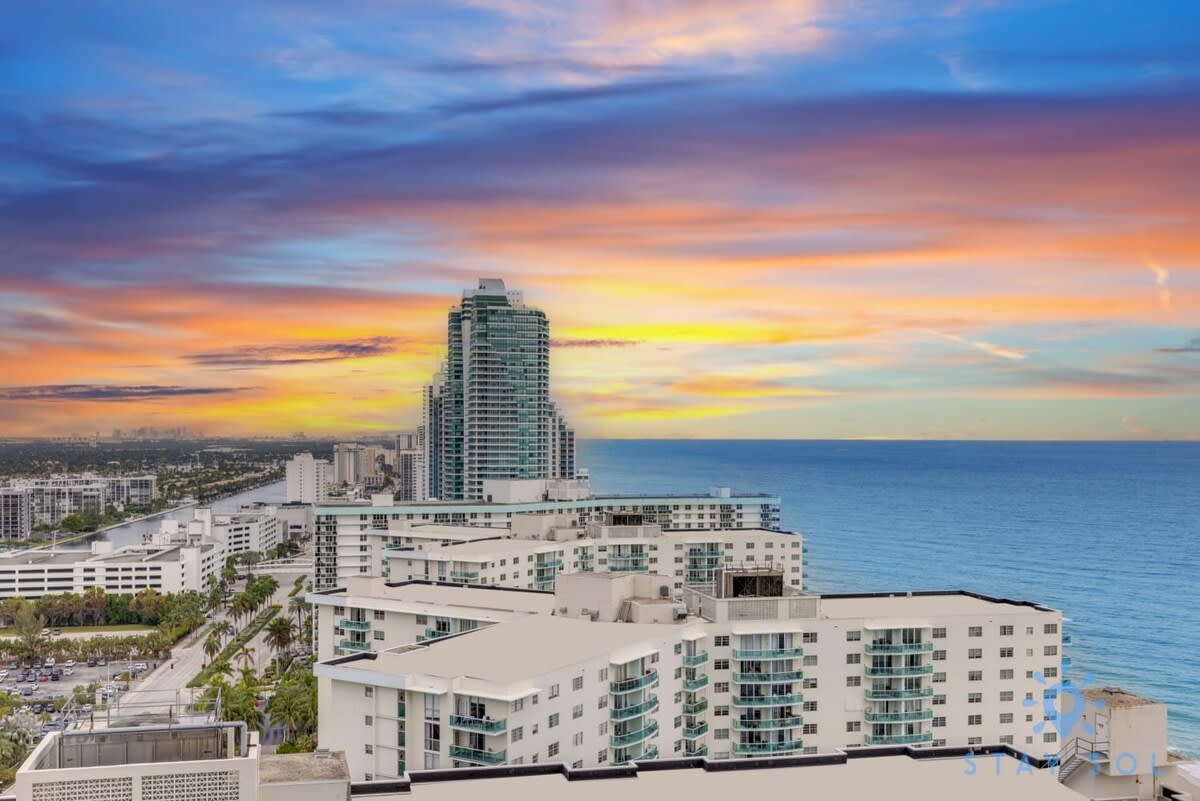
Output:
[578,439,1200,757]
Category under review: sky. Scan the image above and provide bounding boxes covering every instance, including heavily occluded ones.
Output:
[1,0,1198,440]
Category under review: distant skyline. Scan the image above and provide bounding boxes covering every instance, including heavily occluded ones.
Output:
[2,1,1198,440]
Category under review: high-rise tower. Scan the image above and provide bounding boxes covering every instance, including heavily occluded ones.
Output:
[420,278,574,500]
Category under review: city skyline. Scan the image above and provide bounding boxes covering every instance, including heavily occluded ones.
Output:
[3,2,1199,440]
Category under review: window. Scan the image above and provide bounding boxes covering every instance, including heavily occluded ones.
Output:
[933,717,946,728]
[1044,667,1059,678]
[933,650,946,661]
[846,676,861,687]
[803,678,818,689]
[846,630,861,642]
[846,653,861,665]
[1000,713,1014,724]
[424,722,440,751]
[550,683,560,699]
[573,676,584,691]
[714,729,729,740]
[374,630,385,640]
[573,704,583,719]
[364,687,374,698]
[1000,625,1014,636]
[803,655,818,666]
[1000,647,1014,658]
[1000,691,1014,702]
[803,700,818,712]
[1044,732,1058,744]
[511,727,523,743]
[968,670,983,681]
[365,744,373,754]
[598,750,608,763]
[933,695,946,705]
[548,742,559,758]
[373,610,385,620]
[424,695,440,720]
[1044,623,1059,634]
[968,648,982,659]
[968,626,983,637]
[846,721,861,732]
[933,672,947,683]
[511,699,524,713]
[598,668,608,681]
[574,732,584,746]
[1044,645,1058,656]
[714,705,729,717]
[714,682,729,693]
[1000,669,1014,680]
[802,632,818,643]
[714,635,730,647]
[968,715,982,726]
[713,659,729,671]
[549,713,559,728]
[932,627,946,639]
[968,693,982,704]
[597,696,608,709]
[802,723,817,735]
[365,715,374,725]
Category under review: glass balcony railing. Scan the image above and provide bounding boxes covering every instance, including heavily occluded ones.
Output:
[340,619,370,631]
[864,642,934,655]
[864,709,933,723]
[339,639,371,651]
[864,732,933,746]
[865,687,933,700]
[682,651,709,667]
[424,628,452,640]
[535,559,563,570]
[732,716,803,731]
[449,570,480,581]
[732,739,804,755]
[733,670,804,683]
[450,745,506,765]
[610,670,659,694]
[686,744,708,757]
[449,714,507,734]
[1063,634,1072,645]
[682,675,709,691]
[611,696,658,722]
[683,698,708,715]
[732,647,804,660]
[864,664,933,678]
[683,723,709,739]
[611,720,659,748]
[731,693,804,707]
[608,563,650,573]
[637,745,659,761]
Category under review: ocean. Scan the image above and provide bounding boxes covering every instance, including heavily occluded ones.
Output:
[577,439,1200,757]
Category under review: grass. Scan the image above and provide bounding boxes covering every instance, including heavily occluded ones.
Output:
[0,623,155,637]
[188,604,280,688]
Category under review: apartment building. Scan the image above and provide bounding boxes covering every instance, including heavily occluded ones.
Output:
[383,521,806,596]
[308,575,556,660]
[0,535,224,599]
[3,473,157,526]
[313,479,782,590]
[285,452,330,504]
[314,569,1065,781]
[214,509,283,556]
[0,487,33,541]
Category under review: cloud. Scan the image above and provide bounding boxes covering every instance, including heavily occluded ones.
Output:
[551,338,642,348]
[932,331,1028,361]
[186,337,400,368]
[436,76,728,114]
[0,385,247,402]
[1155,336,1200,354]
[1143,257,1172,312]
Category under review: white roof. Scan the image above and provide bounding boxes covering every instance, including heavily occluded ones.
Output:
[819,592,1057,619]
[308,579,554,619]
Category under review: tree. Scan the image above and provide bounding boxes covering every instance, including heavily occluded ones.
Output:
[11,601,46,664]
[287,596,308,637]
[59,514,85,533]
[264,617,295,658]
[83,586,108,627]
[235,645,256,671]
[203,633,222,663]
[213,620,233,645]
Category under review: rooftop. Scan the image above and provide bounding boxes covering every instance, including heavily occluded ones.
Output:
[309,578,556,618]
[315,492,780,515]
[818,590,1059,619]
[374,750,1080,801]
[1084,687,1162,709]
[395,538,564,561]
[259,751,350,784]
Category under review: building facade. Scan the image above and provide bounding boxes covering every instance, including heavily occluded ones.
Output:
[421,279,576,501]
[0,487,33,541]
[3,474,157,526]
[312,484,782,591]
[286,452,330,504]
[314,571,1066,780]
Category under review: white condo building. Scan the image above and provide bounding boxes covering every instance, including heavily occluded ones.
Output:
[0,487,34,541]
[312,479,782,591]
[314,569,1067,780]
[3,473,157,527]
[285,452,330,504]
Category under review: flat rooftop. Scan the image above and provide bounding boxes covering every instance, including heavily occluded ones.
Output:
[396,538,565,561]
[1085,687,1161,709]
[315,493,780,515]
[321,615,672,686]
[259,751,350,784]
[818,590,1058,619]
[309,578,555,618]
[382,752,1079,801]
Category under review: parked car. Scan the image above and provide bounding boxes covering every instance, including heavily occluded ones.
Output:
[40,628,49,637]
[86,657,97,667]
[44,658,55,668]
[63,668,73,677]
[52,628,61,636]
[63,660,75,668]
[133,662,148,671]
[97,658,107,666]
[49,673,60,682]
[21,686,34,696]
[36,674,48,683]
[81,704,94,714]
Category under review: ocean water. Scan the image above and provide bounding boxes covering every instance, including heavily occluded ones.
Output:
[577,439,1200,757]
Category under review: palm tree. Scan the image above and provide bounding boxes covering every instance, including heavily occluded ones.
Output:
[235,645,256,672]
[264,617,295,659]
[203,633,221,663]
[213,620,232,645]
[288,596,309,637]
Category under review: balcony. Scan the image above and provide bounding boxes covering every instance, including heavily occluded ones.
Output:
[608,562,650,573]
[732,647,804,660]
[339,639,371,651]
[611,696,658,722]
[683,675,709,692]
[864,641,933,655]
[683,698,708,715]
[683,723,709,739]
[637,745,659,761]
[449,714,507,734]
[732,739,804,755]
[686,744,708,757]
[731,693,804,708]
[682,651,709,667]
[611,670,659,694]
[611,720,659,748]
[733,670,804,684]
[424,628,452,640]
[1063,634,1072,645]
[864,709,933,723]
[449,570,480,582]
[340,619,370,631]
[865,687,933,700]
[450,745,507,765]
[864,732,933,746]
[864,664,933,678]
[732,716,803,731]
[535,560,563,571]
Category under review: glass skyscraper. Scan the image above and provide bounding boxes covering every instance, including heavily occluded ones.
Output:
[420,279,575,500]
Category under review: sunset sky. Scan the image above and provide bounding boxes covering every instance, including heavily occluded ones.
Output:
[2,1,1198,439]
